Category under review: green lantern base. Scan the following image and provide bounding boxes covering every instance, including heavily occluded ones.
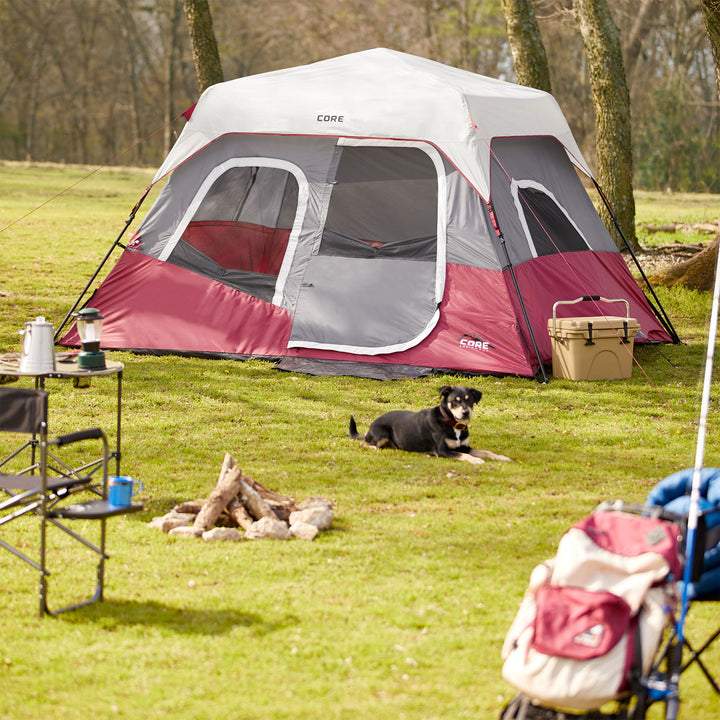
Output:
[78,350,106,370]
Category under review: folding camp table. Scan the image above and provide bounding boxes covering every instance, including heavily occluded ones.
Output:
[0,352,124,478]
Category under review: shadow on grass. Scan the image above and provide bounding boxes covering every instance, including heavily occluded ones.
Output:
[61,598,298,636]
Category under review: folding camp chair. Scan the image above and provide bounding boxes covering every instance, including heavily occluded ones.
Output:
[645,468,720,698]
[0,386,141,617]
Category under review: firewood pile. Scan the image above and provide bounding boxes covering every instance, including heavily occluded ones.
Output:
[148,452,333,542]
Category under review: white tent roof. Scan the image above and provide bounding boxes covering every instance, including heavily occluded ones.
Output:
[155,48,592,198]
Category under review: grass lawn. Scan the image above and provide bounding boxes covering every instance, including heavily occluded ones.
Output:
[0,163,719,720]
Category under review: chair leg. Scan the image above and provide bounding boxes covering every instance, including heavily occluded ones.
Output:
[39,518,108,617]
[682,630,720,694]
[97,517,106,603]
[39,573,50,618]
[39,513,48,618]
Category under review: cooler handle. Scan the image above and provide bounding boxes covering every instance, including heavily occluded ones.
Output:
[551,296,630,336]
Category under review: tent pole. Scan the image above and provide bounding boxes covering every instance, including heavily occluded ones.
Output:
[488,202,548,383]
[592,180,680,344]
[54,187,152,342]
[505,256,548,383]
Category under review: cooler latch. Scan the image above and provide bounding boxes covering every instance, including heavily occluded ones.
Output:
[585,322,595,346]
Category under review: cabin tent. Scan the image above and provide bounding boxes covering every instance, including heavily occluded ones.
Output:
[60,48,673,379]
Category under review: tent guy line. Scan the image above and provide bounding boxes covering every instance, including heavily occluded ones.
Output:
[0,112,187,238]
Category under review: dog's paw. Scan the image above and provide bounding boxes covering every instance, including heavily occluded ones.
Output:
[470,449,512,462]
[458,454,485,465]
[492,453,512,462]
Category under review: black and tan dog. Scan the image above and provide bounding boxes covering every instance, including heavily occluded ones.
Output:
[349,385,511,464]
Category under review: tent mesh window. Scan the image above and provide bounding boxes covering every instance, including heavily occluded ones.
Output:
[169,165,298,302]
[319,146,437,260]
[516,185,589,256]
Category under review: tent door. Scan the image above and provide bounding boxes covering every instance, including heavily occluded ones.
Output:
[288,142,446,355]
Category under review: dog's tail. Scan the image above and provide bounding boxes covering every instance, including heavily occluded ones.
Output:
[349,415,366,441]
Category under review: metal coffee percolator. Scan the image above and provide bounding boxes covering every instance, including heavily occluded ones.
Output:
[19,316,56,373]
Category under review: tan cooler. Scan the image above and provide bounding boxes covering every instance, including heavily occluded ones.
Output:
[548,298,640,381]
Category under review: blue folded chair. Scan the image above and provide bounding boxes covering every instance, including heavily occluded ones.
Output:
[646,468,720,694]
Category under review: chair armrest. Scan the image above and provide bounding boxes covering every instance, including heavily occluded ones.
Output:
[50,499,143,519]
[51,428,105,446]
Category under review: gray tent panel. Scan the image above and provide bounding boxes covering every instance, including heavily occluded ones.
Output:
[445,169,503,269]
[489,136,617,265]
[288,257,438,352]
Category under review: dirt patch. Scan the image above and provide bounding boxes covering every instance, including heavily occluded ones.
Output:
[627,242,707,275]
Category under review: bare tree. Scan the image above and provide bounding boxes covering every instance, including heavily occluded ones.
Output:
[572,0,638,251]
[0,0,717,187]
[702,0,720,99]
[182,0,223,92]
[621,0,660,83]
[501,0,552,92]
[649,0,720,290]
[165,0,185,152]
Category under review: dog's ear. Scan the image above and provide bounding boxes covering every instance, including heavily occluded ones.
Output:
[438,385,452,398]
[470,388,482,403]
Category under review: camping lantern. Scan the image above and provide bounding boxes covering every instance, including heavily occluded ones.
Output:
[75,308,106,370]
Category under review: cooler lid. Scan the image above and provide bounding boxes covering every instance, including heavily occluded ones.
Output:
[548,315,640,338]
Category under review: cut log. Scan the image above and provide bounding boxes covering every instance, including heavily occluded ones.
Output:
[242,476,297,520]
[227,497,255,530]
[641,223,678,234]
[193,464,244,531]
[244,475,294,503]
[238,478,277,520]
[219,451,235,477]
[174,499,205,514]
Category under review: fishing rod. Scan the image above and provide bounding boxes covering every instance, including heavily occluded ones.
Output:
[665,223,720,720]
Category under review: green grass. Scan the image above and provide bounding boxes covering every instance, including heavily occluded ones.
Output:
[0,164,719,719]
[634,190,720,227]
[634,190,720,249]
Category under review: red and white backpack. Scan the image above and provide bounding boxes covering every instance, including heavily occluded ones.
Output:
[501,509,682,711]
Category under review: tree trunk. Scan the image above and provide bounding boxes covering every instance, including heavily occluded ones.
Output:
[165,0,184,153]
[182,0,223,93]
[622,0,660,83]
[573,0,639,252]
[647,236,719,291]
[238,479,276,521]
[701,0,720,101]
[116,0,143,165]
[501,0,552,92]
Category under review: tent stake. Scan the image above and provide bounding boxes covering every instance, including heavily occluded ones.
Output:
[54,187,152,342]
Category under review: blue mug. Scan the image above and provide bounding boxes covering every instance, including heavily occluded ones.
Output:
[108,476,143,507]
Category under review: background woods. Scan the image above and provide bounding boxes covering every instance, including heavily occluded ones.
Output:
[0,0,718,195]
